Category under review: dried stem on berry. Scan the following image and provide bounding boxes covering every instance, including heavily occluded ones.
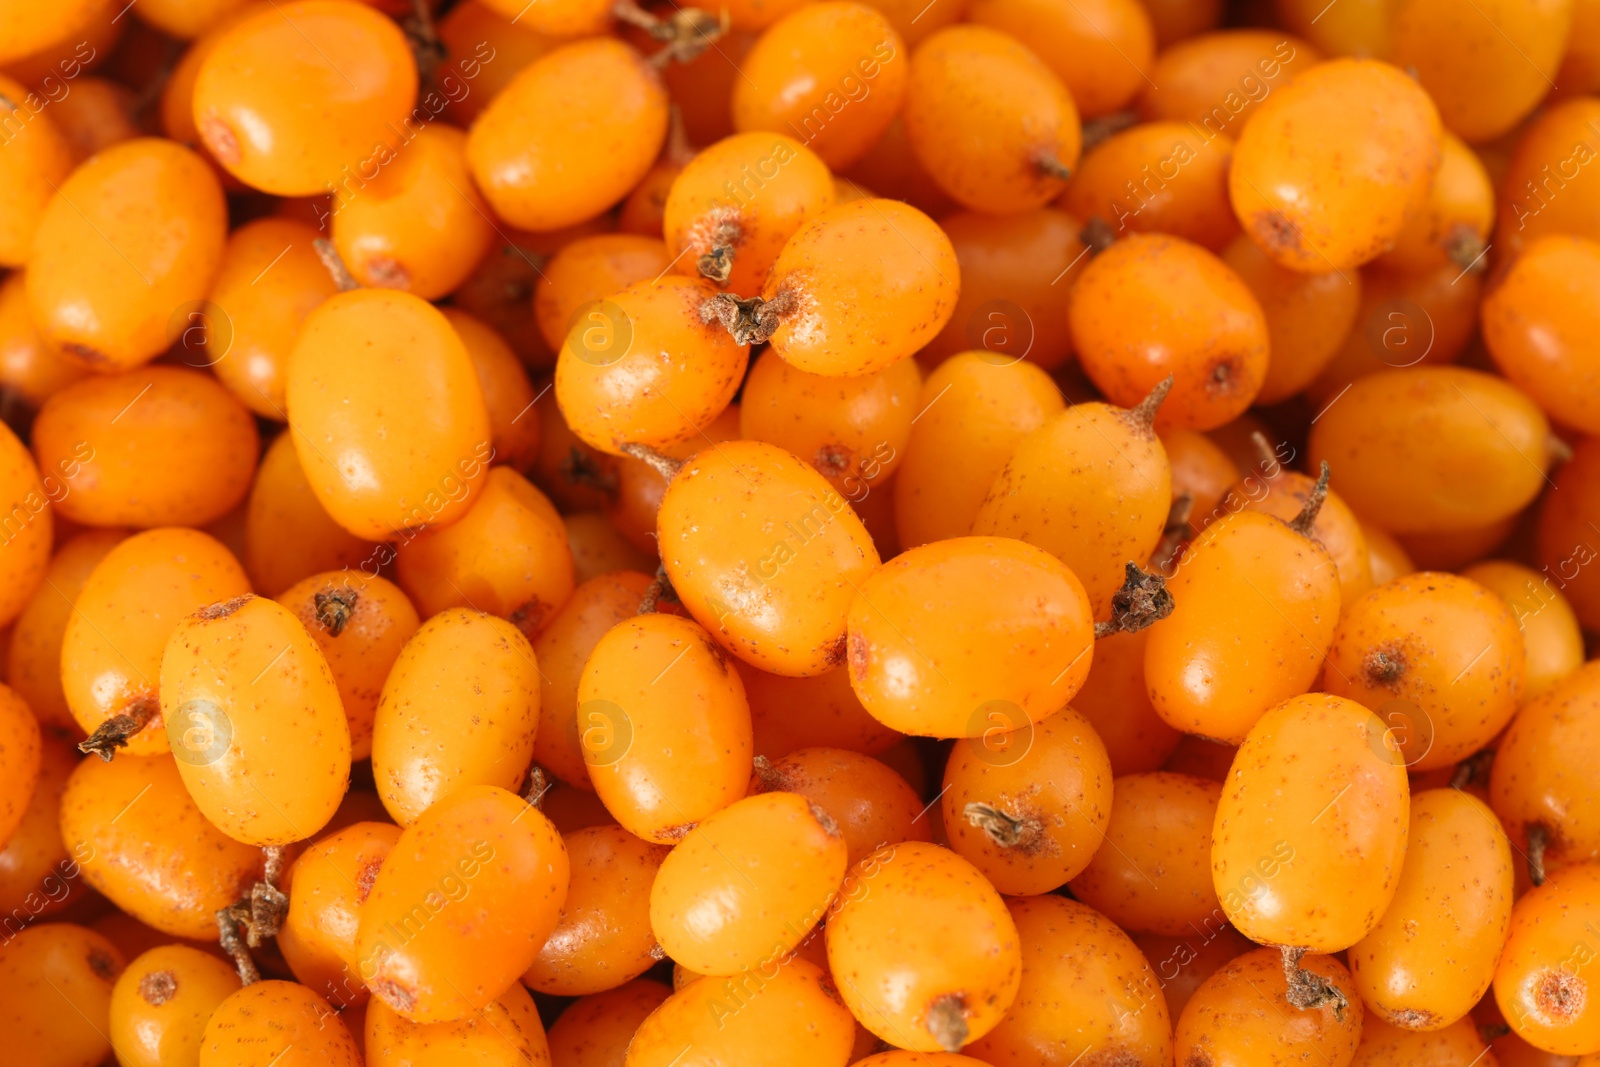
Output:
[1288,461,1330,536]
[561,446,619,497]
[1033,151,1073,182]
[1081,110,1138,151]
[1527,822,1549,886]
[1549,435,1575,464]
[1450,748,1495,791]
[1153,491,1195,574]
[614,0,725,67]
[751,754,782,792]
[620,442,683,481]
[313,587,360,636]
[700,289,794,346]
[404,0,445,83]
[313,238,360,292]
[216,845,290,985]
[1281,946,1348,1019]
[637,564,680,615]
[524,765,551,809]
[1079,216,1117,254]
[1128,375,1174,433]
[216,904,261,986]
[926,994,970,1052]
[1094,562,1174,638]
[1444,225,1487,273]
[79,697,158,761]
[963,802,1037,849]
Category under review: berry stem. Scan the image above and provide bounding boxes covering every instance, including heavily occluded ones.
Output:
[1079,216,1117,254]
[560,446,619,497]
[313,588,360,636]
[1288,461,1330,537]
[1128,375,1174,433]
[1528,822,1548,886]
[1280,946,1348,1019]
[700,290,794,346]
[1152,491,1195,574]
[1094,562,1174,638]
[1081,109,1138,150]
[963,802,1034,849]
[78,698,158,762]
[524,765,550,809]
[620,443,683,481]
[637,564,679,615]
[1033,151,1073,182]
[751,754,782,791]
[313,238,360,292]
[216,903,261,986]
[1450,749,1495,791]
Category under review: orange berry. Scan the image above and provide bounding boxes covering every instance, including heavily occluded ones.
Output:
[1494,861,1600,1054]
[243,431,376,597]
[1483,234,1600,435]
[1063,122,1238,250]
[0,922,125,1067]
[0,72,74,267]
[199,981,361,1066]
[1496,97,1600,257]
[546,978,671,1067]
[534,233,673,354]
[1462,559,1584,700]
[738,660,903,758]
[109,944,241,1067]
[0,421,53,629]
[0,737,79,920]
[1137,30,1321,133]
[757,746,930,867]
[1174,948,1363,1067]
[969,0,1153,117]
[278,820,401,1007]
[365,980,552,1066]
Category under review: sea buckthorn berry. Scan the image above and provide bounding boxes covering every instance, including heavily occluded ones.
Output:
[0,270,88,406]
[192,1,417,195]
[757,746,930,867]
[1558,0,1600,98]
[278,571,419,763]
[1390,0,1575,143]
[33,366,260,529]
[1068,234,1268,431]
[63,527,250,757]
[1162,428,1242,531]
[356,784,569,1024]
[555,274,749,455]
[827,841,1021,1052]
[371,609,539,826]
[206,218,340,419]
[1496,97,1600,256]
[1069,772,1222,937]
[1494,861,1600,1054]
[1174,948,1364,1067]
[0,922,124,1067]
[286,288,493,540]
[534,234,673,353]
[1483,235,1600,435]
[395,467,574,636]
[1462,560,1584,700]
[366,980,552,1066]
[27,137,226,370]
[530,571,656,791]
[0,2,107,66]
[577,612,753,842]
[61,752,263,939]
[1221,235,1362,404]
[1137,30,1321,131]
[1229,58,1441,272]
[1352,1016,1498,1067]
[0,421,52,629]
[1212,693,1409,953]
[279,821,402,1008]
[940,706,1112,895]
[1146,497,1340,743]
[47,75,137,162]
[920,208,1085,369]
[243,431,376,598]
[524,824,669,996]
[968,894,1173,1067]
[1377,131,1494,274]
[856,1055,991,1067]
[109,944,241,1067]
[0,737,78,920]
[565,512,657,583]
[1063,123,1238,251]
[625,957,856,1066]
[737,661,903,758]
[161,593,351,846]
[971,385,1173,618]
[1348,788,1513,1032]
[732,4,906,170]
[847,536,1094,738]
[547,979,671,1067]
[541,781,618,835]
[1490,662,1600,879]
[0,684,41,846]
[604,404,741,555]
[1219,459,1373,607]
[1363,522,1415,587]
[752,198,959,376]
[199,981,361,1067]
[469,39,668,231]
[1131,925,1255,1022]
[903,26,1080,212]
[738,349,919,496]
[0,72,73,267]
[437,1,559,127]
[1308,367,1556,535]
[895,354,1066,548]
[1071,629,1183,775]
[970,0,1152,118]
[651,791,846,975]
[330,124,494,299]
[657,439,880,677]
[1324,572,1526,771]
[1537,435,1600,631]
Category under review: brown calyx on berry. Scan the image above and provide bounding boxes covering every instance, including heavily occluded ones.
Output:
[1287,461,1330,537]
[1280,946,1348,1020]
[314,587,360,636]
[1094,561,1174,638]
[700,289,795,346]
[79,696,159,762]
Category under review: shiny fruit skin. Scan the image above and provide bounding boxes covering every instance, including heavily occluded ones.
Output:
[1494,862,1600,1055]
[972,399,1172,618]
[739,660,903,758]
[1063,122,1239,251]
[26,138,226,371]
[191,0,418,196]
[1229,58,1441,272]
[356,784,569,1024]
[1537,435,1600,631]
[624,957,855,1067]
[650,791,847,976]
[371,608,539,826]
[1348,788,1513,1032]
[968,0,1154,118]
[940,706,1113,895]
[1496,97,1600,256]
[467,39,667,231]
[846,536,1094,738]
[278,821,401,1008]
[62,527,251,755]
[0,922,125,1067]
[1376,130,1494,274]
[109,944,241,1067]
[1145,511,1340,743]
[894,353,1066,549]
[763,198,960,376]
[0,269,88,406]
[1462,560,1584,700]
[0,72,73,267]
[657,439,880,677]
[533,233,673,353]
[286,288,493,540]
[1212,693,1409,952]
[243,431,376,598]
[577,613,752,842]
[1351,1016,1501,1067]
[1307,367,1554,535]
[60,752,263,938]
[1218,465,1373,608]
[0,736,78,920]
[1068,233,1269,431]
[161,593,351,846]
[198,981,361,1067]
[0,421,55,630]
[758,746,930,867]
[1324,572,1526,771]
[826,841,1021,1052]
[966,894,1173,1067]
[1490,662,1600,874]
[366,980,552,1066]
[1137,30,1321,132]
[1072,628,1182,775]
[32,366,259,529]
[1174,948,1364,1067]
[0,683,42,849]
[546,979,671,1067]
[523,824,669,996]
